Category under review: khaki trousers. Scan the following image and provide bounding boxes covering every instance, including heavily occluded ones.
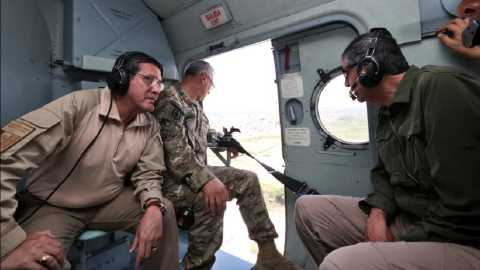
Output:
[295,195,480,270]
[16,187,179,270]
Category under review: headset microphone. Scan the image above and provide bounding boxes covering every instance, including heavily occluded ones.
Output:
[462,12,480,48]
[349,83,358,101]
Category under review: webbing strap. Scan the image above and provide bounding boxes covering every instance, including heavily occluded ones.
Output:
[214,138,320,195]
[243,150,320,195]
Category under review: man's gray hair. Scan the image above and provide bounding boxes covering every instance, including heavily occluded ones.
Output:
[184,60,214,77]
[342,31,409,75]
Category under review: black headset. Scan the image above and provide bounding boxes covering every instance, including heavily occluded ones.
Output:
[106,52,133,96]
[355,28,387,88]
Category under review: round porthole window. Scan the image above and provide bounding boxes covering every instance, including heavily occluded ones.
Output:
[314,73,369,146]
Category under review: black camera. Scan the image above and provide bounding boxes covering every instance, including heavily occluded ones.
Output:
[462,13,480,48]
[176,206,195,230]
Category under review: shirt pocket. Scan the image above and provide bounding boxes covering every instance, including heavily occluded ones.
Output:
[397,116,432,188]
[185,118,200,152]
[375,128,396,173]
[197,114,209,151]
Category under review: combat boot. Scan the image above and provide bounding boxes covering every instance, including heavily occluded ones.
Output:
[255,241,303,270]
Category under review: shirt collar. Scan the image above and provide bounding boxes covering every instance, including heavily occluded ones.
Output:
[390,65,422,105]
[128,113,151,129]
[99,87,151,128]
[380,65,422,115]
[99,88,121,121]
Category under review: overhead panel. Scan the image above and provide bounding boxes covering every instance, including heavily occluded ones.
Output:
[64,0,178,79]
[162,0,333,54]
[200,3,234,30]
[143,0,202,20]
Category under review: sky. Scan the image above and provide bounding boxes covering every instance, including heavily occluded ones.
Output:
[318,74,367,112]
[202,40,366,117]
[203,41,279,113]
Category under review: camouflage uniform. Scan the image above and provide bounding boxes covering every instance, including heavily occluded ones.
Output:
[152,84,278,270]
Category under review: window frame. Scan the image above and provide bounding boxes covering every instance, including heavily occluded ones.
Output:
[310,67,370,150]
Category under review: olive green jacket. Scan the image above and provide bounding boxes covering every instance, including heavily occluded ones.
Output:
[359,65,480,247]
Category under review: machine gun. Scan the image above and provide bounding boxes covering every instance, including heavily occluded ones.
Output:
[208,126,241,167]
[208,127,320,195]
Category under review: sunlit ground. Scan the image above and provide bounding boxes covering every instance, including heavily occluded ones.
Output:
[207,135,286,264]
[202,40,286,265]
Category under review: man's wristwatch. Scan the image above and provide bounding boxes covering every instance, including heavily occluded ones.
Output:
[146,199,167,215]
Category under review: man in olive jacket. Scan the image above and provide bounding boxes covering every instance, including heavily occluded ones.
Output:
[295,29,480,269]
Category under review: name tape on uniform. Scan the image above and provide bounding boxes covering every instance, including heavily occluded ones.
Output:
[1,120,35,153]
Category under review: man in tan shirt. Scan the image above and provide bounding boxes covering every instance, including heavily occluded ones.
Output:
[0,52,179,270]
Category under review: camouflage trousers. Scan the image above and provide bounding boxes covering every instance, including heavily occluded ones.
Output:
[163,165,279,270]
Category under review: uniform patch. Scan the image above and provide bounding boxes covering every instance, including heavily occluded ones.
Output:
[170,107,183,121]
[1,120,35,153]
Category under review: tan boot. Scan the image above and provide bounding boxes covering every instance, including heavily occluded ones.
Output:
[255,241,303,270]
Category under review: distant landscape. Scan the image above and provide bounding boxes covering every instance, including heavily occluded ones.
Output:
[206,111,285,264]
[208,108,369,145]
[207,111,281,140]
[319,108,369,143]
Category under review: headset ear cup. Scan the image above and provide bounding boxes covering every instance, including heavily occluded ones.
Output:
[107,69,129,95]
[356,58,382,87]
[108,52,132,95]
[117,69,130,96]
[106,71,119,92]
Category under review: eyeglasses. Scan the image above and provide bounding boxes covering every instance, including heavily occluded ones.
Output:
[136,73,164,91]
[207,75,215,90]
[342,64,357,80]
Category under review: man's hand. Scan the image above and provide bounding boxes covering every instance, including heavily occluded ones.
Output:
[227,138,244,159]
[231,148,239,159]
[436,17,480,59]
[364,208,394,243]
[0,230,65,270]
[129,204,163,268]
[202,178,229,216]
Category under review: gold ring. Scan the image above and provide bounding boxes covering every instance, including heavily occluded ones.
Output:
[40,254,50,264]
[151,245,158,252]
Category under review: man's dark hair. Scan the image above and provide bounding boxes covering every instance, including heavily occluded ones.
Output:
[184,60,214,77]
[342,31,409,75]
[113,51,163,76]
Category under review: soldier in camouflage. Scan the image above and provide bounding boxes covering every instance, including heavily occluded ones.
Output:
[152,60,302,270]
